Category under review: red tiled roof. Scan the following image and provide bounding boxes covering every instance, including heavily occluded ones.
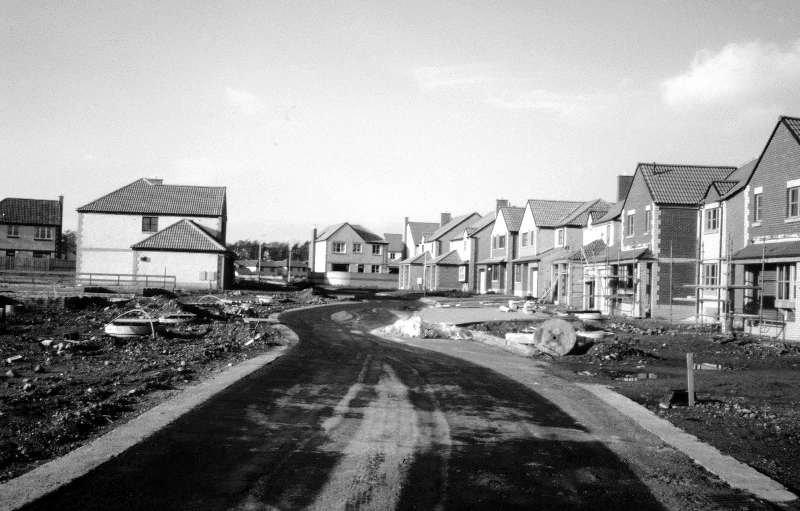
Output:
[558,199,611,227]
[78,178,225,216]
[427,250,466,266]
[595,202,623,224]
[527,200,584,227]
[427,213,480,241]
[131,220,227,252]
[499,206,525,232]
[784,117,800,141]
[638,163,735,205]
[316,223,387,243]
[383,233,403,252]
[0,198,61,225]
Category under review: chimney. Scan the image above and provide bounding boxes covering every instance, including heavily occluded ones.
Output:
[309,228,317,272]
[617,176,633,202]
[496,198,509,214]
[57,195,64,259]
[403,217,408,244]
[145,178,163,186]
[440,212,451,227]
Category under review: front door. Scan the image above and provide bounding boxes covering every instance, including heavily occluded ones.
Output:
[479,269,487,294]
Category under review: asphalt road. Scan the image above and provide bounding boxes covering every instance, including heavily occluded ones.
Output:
[18,299,763,510]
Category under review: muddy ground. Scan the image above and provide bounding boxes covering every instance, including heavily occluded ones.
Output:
[0,286,330,483]
[473,316,800,497]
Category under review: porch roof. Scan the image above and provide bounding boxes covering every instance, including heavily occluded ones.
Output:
[476,256,506,265]
[732,241,800,263]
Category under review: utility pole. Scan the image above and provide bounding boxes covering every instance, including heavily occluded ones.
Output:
[258,243,263,282]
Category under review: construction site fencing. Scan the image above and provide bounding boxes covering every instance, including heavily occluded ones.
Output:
[0,256,76,272]
[0,270,176,291]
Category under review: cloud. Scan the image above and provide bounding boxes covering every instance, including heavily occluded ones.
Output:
[411,64,501,90]
[225,87,265,116]
[662,40,800,108]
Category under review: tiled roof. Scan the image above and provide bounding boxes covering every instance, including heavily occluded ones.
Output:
[235,259,259,267]
[316,223,387,243]
[131,219,227,252]
[428,213,480,241]
[558,199,611,227]
[702,158,758,204]
[383,233,403,252]
[0,198,61,225]
[527,200,584,228]
[784,117,800,141]
[587,246,653,264]
[569,239,607,261]
[78,178,225,216]
[638,163,735,205]
[427,250,466,266]
[407,221,440,245]
[732,241,800,261]
[499,206,525,232]
[467,211,497,235]
[536,246,572,263]
[595,202,623,224]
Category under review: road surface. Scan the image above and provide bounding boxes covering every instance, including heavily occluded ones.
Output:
[19,299,766,510]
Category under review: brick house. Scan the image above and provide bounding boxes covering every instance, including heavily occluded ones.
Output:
[402,219,440,260]
[478,203,524,294]
[695,159,757,324]
[593,163,736,319]
[311,223,396,288]
[513,199,585,299]
[77,178,233,289]
[0,196,64,269]
[730,116,800,339]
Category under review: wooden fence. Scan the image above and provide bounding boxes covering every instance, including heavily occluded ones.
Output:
[0,256,76,272]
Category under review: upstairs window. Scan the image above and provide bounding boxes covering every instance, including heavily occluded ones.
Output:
[788,187,800,219]
[372,244,382,255]
[142,216,158,233]
[626,214,635,237]
[498,235,505,249]
[332,242,346,254]
[521,232,529,247]
[556,229,565,246]
[705,208,720,231]
[34,226,53,240]
[644,209,652,233]
[7,225,19,238]
[754,193,763,223]
[389,252,398,260]
[353,243,362,253]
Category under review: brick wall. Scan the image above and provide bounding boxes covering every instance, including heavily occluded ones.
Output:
[749,123,800,239]
[620,173,654,249]
[658,208,699,258]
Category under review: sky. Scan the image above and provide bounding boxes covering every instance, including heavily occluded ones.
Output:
[3,1,800,244]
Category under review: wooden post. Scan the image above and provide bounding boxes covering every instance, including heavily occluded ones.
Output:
[687,353,695,407]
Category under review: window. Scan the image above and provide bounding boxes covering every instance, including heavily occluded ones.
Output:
[788,187,800,218]
[705,208,720,231]
[498,235,505,249]
[605,225,610,243]
[459,266,466,282]
[515,264,522,282]
[777,264,795,300]
[357,264,365,273]
[371,265,382,273]
[332,242,346,254]
[754,193,763,223]
[7,225,19,238]
[372,244,381,255]
[703,264,719,287]
[626,214,635,237]
[142,217,158,232]
[32,251,48,259]
[34,226,53,240]
[331,263,349,272]
[353,243,362,253]
[644,209,652,233]
[556,229,565,247]
[521,232,529,247]
[389,252,398,260]
[5,250,15,257]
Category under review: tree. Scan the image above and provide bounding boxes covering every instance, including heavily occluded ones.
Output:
[264,242,288,261]
[61,230,77,256]
[291,241,310,261]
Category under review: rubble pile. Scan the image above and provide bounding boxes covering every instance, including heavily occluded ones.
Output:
[571,338,658,363]
[383,316,472,339]
[0,289,311,482]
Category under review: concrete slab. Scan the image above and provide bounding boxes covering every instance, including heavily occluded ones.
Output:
[579,383,797,503]
[418,307,549,325]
